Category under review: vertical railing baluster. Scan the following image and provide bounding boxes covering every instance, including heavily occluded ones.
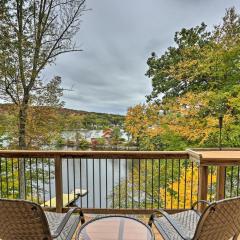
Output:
[73,157,76,199]
[48,158,52,208]
[158,159,160,209]
[105,158,108,208]
[132,159,134,209]
[99,158,102,208]
[164,159,167,209]
[67,157,69,203]
[178,159,180,209]
[0,158,2,198]
[93,158,95,208]
[17,158,20,199]
[210,166,213,202]
[24,158,26,200]
[36,158,39,203]
[237,166,240,196]
[11,158,14,199]
[184,160,187,209]
[30,158,33,201]
[145,159,147,209]
[118,158,121,209]
[5,158,8,198]
[79,158,82,208]
[190,162,193,206]
[197,163,199,203]
[125,158,127,208]
[224,168,226,198]
[86,158,89,208]
[230,166,233,198]
[138,159,141,209]
[171,160,174,209]
[112,158,114,208]
[151,159,154,209]
[42,158,45,205]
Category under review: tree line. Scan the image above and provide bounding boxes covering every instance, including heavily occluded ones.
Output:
[0,104,124,149]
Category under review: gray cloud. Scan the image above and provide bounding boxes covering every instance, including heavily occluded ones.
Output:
[44,0,240,114]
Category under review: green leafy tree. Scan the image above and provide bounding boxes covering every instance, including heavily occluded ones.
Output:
[147,8,240,102]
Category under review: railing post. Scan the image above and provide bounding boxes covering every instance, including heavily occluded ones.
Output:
[198,166,208,212]
[55,155,63,213]
[19,158,26,199]
[216,166,226,200]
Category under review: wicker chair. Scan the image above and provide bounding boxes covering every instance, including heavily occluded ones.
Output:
[0,199,85,240]
[148,196,240,240]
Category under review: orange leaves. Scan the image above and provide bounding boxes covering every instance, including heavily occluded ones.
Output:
[125,104,161,140]
[25,107,62,149]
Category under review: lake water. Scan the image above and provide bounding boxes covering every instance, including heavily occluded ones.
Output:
[62,158,130,208]
[44,156,133,209]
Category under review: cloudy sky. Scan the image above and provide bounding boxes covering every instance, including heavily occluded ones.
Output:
[44,0,240,115]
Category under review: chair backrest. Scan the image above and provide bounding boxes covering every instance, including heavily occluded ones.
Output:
[0,198,52,240]
[194,196,240,240]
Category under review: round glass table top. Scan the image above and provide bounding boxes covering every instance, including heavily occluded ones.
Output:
[76,216,154,240]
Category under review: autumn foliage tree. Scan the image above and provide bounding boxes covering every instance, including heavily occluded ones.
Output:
[125,103,189,150]
[126,7,240,150]
[123,8,240,209]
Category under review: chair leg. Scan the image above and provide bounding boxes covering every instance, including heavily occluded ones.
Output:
[148,214,154,227]
[80,210,85,224]
[233,234,239,240]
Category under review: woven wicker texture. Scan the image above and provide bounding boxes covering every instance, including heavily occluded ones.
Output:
[154,197,240,240]
[45,212,79,240]
[0,199,51,240]
[195,197,240,240]
[154,210,200,240]
[0,199,80,240]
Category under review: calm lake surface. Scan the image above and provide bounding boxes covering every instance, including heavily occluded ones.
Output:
[44,147,134,208]
[61,158,130,208]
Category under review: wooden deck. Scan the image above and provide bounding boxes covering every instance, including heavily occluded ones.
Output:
[72,214,163,239]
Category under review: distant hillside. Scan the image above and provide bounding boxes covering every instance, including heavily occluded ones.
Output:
[0,103,125,129]
[57,106,124,118]
[0,103,124,116]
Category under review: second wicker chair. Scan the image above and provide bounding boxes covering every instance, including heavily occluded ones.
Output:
[149,196,240,240]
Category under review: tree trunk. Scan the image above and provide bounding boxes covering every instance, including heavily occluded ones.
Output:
[19,104,28,149]
[18,101,28,199]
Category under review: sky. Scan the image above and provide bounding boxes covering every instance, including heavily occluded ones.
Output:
[44,0,240,115]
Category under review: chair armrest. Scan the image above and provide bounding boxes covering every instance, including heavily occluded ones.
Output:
[150,209,191,240]
[52,207,84,238]
[191,200,210,211]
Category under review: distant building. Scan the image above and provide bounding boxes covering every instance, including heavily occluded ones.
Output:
[61,128,130,145]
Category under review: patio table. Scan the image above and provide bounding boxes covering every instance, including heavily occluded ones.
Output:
[76,215,154,240]
[187,148,240,211]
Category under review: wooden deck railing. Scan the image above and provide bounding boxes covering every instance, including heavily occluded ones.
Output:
[0,150,239,214]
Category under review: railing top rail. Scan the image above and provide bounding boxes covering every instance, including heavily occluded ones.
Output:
[0,150,189,159]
